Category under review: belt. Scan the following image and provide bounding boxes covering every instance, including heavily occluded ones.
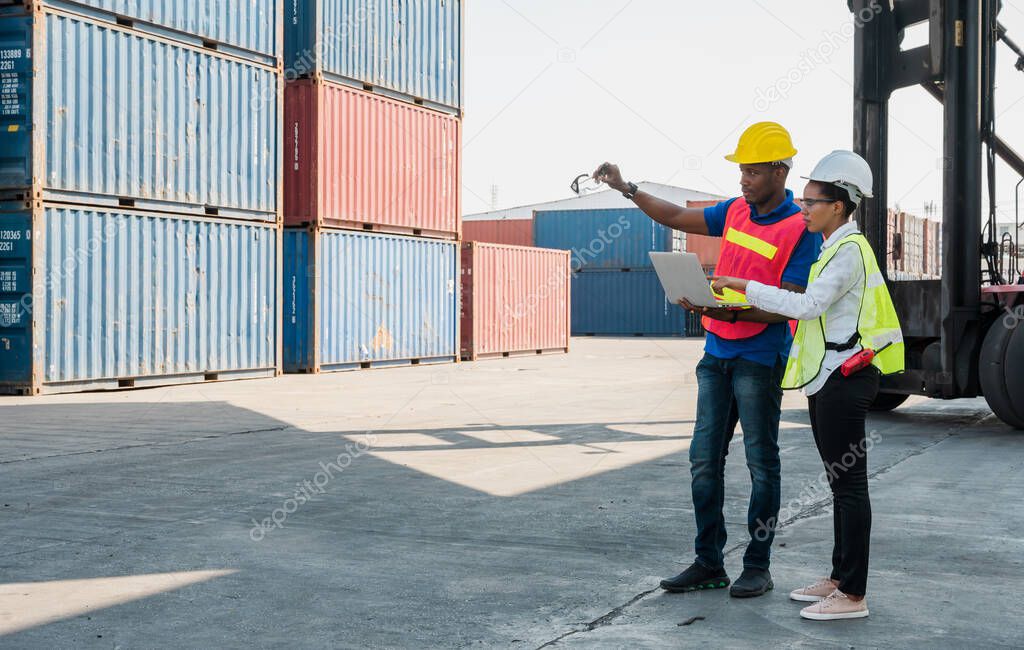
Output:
[825,332,860,352]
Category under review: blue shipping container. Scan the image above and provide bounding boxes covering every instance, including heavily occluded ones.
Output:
[0,10,281,220]
[0,0,281,66]
[534,208,682,271]
[571,270,688,336]
[0,204,280,394]
[283,228,458,372]
[285,0,462,114]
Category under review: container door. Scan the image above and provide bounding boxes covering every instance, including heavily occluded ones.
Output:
[0,16,33,191]
[0,212,33,387]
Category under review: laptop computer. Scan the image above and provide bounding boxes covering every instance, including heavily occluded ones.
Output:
[649,252,748,309]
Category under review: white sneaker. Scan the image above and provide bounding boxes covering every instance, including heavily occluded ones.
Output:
[789,577,838,602]
[800,589,869,621]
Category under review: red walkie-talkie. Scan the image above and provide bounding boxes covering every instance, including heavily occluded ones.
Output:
[840,342,893,377]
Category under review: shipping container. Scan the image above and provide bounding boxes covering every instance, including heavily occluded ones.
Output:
[923,219,942,278]
[533,208,681,271]
[284,0,463,114]
[886,209,899,275]
[898,211,925,275]
[0,10,281,220]
[685,200,723,266]
[284,80,461,238]
[0,203,280,395]
[283,228,458,372]
[460,242,569,360]
[923,219,933,278]
[570,270,688,336]
[0,0,281,66]
[685,310,706,338]
[463,219,534,247]
[685,233,722,267]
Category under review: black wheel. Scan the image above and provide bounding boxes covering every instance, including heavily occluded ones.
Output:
[979,315,1024,429]
[869,392,910,412]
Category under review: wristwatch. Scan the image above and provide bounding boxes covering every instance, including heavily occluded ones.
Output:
[622,181,639,200]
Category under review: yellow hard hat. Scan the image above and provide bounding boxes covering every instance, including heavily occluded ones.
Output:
[725,122,798,164]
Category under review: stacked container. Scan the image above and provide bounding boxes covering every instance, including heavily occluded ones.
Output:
[283,230,457,372]
[0,1,283,394]
[533,208,691,337]
[924,219,942,278]
[886,209,937,279]
[282,0,463,372]
[463,219,534,247]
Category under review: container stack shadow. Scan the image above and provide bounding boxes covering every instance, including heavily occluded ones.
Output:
[0,0,283,395]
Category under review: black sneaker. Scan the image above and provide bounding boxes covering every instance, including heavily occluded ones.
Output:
[729,568,773,598]
[659,562,731,593]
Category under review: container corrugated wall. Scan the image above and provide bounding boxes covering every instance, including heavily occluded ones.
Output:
[284,80,461,238]
[888,210,937,276]
[0,205,279,394]
[571,270,687,336]
[1,11,281,220]
[460,242,569,360]
[534,208,679,270]
[285,0,462,113]
[463,219,534,247]
[685,233,722,267]
[685,200,722,266]
[1,0,281,65]
[283,228,458,372]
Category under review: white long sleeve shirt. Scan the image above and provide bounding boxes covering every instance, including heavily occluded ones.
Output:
[745,221,865,396]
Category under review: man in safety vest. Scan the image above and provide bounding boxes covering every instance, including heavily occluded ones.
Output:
[594,122,821,598]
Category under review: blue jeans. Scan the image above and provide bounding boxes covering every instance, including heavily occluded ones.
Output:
[690,353,784,571]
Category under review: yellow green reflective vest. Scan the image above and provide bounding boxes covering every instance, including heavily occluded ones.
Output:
[781,233,905,390]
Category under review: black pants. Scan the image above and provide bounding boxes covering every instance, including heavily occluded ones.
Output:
[807,366,879,597]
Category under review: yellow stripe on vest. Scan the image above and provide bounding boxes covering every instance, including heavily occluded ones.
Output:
[724,227,778,260]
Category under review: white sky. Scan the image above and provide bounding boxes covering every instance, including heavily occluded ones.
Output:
[462,1,1024,225]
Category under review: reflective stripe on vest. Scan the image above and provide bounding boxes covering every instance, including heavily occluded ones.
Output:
[724,227,778,260]
[703,199,806,340]
[781,233,905,390]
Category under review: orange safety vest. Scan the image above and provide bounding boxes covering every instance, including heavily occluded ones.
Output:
[703,199,807,340]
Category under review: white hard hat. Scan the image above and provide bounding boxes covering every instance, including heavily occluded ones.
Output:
[802,150,874,205]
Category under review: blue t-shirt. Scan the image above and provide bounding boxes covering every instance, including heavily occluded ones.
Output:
[702,190,822,367]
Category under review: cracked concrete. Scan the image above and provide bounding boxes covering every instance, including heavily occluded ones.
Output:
[0,338,1021,648]
[531,410,999,648]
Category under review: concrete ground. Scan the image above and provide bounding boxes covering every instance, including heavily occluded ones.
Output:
[0,338,1021,649]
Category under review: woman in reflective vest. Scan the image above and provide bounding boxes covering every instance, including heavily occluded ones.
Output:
[710,150,904,622]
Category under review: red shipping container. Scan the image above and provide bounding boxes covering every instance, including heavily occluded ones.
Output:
[886,209,899,275]
[285,79,461,238]
[686,200,723,266]
[460,242,570,360]
[463,219,534,247]
[923,219,932,277]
